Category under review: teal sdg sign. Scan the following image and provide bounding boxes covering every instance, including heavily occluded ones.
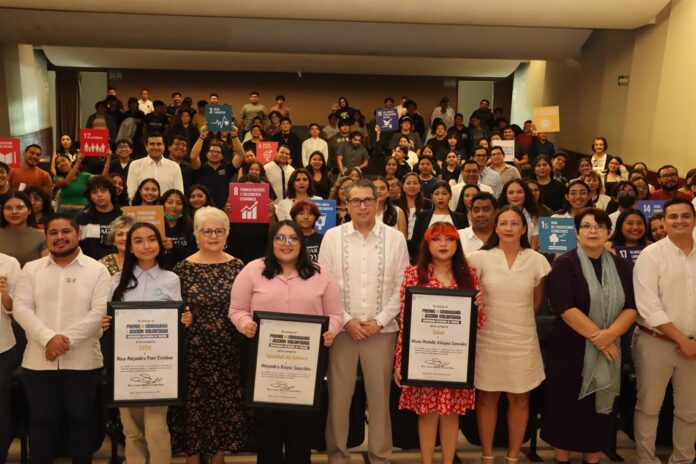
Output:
[206,104,233,131]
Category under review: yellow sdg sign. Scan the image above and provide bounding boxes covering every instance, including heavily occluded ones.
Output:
[533,106,560,133]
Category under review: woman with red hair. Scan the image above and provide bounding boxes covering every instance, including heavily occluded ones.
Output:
[394,222,485,464]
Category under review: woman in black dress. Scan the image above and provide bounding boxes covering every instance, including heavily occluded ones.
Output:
[169,206,253,461]
[541,208,637,464]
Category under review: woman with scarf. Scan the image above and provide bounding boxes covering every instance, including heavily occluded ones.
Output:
[541,207,636,464]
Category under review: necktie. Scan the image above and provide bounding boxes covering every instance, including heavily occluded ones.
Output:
[280,165,286,199]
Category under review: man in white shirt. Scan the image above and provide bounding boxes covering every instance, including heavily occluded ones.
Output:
[137,88,154,115]
[13,214,111,463]
[450,159,494,211]
[0,253,20,461]
[265,144,295,203]
[319,178,409,464]
[127,133,184,202]
[471,146,503,197]
[633,198,696,464]
[460,192,498,255]
[301,123,329,167]
[430,96,455,129]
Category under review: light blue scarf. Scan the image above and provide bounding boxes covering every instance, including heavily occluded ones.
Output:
[577,246,625,414]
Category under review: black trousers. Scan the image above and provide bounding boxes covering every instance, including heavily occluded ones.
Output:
[255,408,317,464]
[0,348,15,462]
[22,368,100,464]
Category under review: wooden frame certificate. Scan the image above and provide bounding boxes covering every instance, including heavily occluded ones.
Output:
[401,287,478,388]
[107,301,185,407]
[248,311,329,410]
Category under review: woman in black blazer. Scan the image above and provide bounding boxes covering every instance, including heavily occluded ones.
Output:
[409,180,468,259]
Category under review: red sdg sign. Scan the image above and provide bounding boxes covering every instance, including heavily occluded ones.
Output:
[80,128,110,156]
[256,141,277,164]
[228,183,270,223]
[0,138,21,168]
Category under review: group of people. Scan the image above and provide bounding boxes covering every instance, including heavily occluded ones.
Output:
[0,89,694,464]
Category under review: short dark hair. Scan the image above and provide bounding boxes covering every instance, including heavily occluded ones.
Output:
[657,164,678,177]
[280,117,292,125]
[197,100,208,107]
[171,92,182,98]
[308,123,321,130]
[263,220,319,280]
[480,99,490,105]
[574,207,611,232]
[471,191,497,210]
[664,197,696,216]
[44,212,79,234]
[0,161,8,174]
[338,120,351,128]
[349,131,362,140]
[275,94,285,101]
[145,133,164,144]
[84,175,116,210]
[169,135,187,146]
[24,144,41,153]
[210,92,219,98]
[115,139,133,149]
[552,151,568,161]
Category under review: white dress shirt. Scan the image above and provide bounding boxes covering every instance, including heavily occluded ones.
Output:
[459,227,485,255]
[0,253,21,353]
[265,161,295,204]
[13,252,112,370]
[449,182,494,211]
[127,156,184,202]
[318,221,409,331]
[138,99,154,115]
[634,236,696,336]
[301,137,329,167]
[112,265,181,302]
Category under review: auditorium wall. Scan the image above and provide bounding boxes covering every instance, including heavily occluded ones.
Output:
[108,72,464,127]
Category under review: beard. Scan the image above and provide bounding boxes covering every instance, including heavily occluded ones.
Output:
[662,182,678,192]
[51,245,79,258]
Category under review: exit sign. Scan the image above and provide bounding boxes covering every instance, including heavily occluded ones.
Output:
[618,75,629,86]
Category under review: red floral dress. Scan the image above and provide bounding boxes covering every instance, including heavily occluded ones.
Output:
[394,265,485,415]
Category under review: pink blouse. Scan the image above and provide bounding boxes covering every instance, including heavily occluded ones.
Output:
[229,258,344,335]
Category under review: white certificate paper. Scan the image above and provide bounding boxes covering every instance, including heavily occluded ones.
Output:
[407,293,472,384]
[253,318,322,406]
[113,308,179,402]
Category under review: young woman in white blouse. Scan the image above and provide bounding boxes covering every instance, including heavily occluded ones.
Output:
[110,222,191,464]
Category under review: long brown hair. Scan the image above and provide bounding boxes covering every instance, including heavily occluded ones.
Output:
[416,222,475,290]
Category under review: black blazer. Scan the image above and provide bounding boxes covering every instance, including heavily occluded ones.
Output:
[408,209,468,257]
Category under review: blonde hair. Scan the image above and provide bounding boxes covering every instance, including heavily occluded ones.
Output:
[105,215,136,245]
[193,206,230,237]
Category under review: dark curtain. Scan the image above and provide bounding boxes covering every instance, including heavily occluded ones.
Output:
[55,69,80,142]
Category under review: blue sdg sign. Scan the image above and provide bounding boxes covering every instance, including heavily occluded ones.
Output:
[312,200,336,234]
[206,104,233,131]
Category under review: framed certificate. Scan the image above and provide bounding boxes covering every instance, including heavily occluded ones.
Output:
[247,311,329,410]
[401,287,478,388]
[106,301,186,407]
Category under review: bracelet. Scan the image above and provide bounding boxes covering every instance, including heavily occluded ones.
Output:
[199,136,206,140]
[231,135,238,139]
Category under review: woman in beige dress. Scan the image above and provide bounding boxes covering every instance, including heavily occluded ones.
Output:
[466,205,551,464]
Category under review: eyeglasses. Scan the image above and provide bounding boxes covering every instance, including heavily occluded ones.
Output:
[347,197,377,208]
[579,223,607,231]
[3,204,27,212]
[199,227,226,237]
[660,172,678,179]
[273,234,301,245]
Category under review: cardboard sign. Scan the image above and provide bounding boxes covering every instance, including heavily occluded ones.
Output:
[121,206,166,238]
[616,246,643,264]
[491,139,515,162]
[533,106,560,133]
[637,200,665,220]
[0,138,21,168]
[312,199,337,233]
[539,217,577,253]
[228,183,270,223]
[206,104,233,131]
[256,141,278,164]
[376,108,399,131]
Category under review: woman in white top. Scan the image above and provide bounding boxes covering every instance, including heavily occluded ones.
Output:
[373,176,407,238]
[552,180,593,219]
[467,206,551,464]
[582,171,611,211]
[274,168,321,221]
[497,179,541,250]
[110,222,191,464]
[0,253,20,462]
